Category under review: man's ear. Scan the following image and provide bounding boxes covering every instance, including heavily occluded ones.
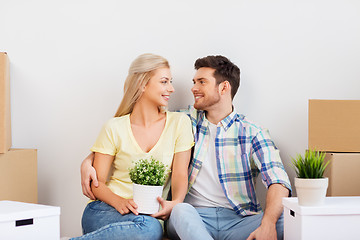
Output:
[219,81,231,96]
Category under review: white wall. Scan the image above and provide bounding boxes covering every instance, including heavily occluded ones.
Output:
[1,0,360,237]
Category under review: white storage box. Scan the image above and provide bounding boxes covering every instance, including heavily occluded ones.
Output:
[282,197,360,240]
[0,200,60,240]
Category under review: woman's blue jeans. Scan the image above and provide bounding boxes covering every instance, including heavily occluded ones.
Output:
[70,201,163,240]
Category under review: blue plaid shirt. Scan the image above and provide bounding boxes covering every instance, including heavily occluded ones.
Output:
[185,106,291,216]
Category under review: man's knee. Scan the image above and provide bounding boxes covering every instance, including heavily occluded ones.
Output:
[171,202,196,218]
[169,203,197,229]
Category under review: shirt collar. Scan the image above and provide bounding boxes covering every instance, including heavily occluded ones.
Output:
[203,106,239,132]
[219,106,238,131]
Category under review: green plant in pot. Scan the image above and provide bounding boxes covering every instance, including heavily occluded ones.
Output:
[292,149,330,206]
[129,156,169,214]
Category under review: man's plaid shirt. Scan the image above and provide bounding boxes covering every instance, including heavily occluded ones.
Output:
[185,106,291,216]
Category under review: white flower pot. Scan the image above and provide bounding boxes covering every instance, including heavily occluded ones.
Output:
[132,183,163,214]
[295,177,328,206]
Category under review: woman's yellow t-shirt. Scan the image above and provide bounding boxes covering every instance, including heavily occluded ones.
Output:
[90,111,194,200]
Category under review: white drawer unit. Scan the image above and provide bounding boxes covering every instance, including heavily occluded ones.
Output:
[0,200,60,240]
[282,197,360,240]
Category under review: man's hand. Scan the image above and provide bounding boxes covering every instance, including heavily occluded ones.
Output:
[247,183,289,240]
[151,197,179,220]
[81,154,98,200]
[246,223,277,240]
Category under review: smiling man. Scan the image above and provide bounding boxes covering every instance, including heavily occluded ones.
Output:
[166,56,291,240]
[81,55,291,240]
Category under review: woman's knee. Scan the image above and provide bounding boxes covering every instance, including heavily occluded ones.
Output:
[80,215,163,240]
[138,215,163,240]
[81,201,119,234]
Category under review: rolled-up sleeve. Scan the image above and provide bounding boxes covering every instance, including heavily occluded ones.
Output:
[251,129,292,192]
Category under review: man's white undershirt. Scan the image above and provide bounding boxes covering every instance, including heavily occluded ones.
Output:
[184,121,232,209]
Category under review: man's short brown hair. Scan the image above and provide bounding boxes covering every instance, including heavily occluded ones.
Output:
[194,55,240,99]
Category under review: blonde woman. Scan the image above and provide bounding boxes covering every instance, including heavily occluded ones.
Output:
[72,54,193,240]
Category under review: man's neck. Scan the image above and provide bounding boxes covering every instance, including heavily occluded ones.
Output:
[205,103,233,125]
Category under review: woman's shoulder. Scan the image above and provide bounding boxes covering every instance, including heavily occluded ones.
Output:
[167,111,190,122]
[103,114,129,128]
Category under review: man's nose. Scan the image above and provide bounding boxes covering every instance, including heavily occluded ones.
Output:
[191,84,197,93]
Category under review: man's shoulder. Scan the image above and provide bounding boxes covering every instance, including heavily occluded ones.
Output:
[237,114,262,129]
[233,112,266,135]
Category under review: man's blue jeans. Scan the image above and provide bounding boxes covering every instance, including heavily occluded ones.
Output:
[70,200,163,240]
[167,203,284,240]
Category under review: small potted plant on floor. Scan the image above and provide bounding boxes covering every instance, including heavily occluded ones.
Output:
[129,156,169,214]
[292,149,330,206]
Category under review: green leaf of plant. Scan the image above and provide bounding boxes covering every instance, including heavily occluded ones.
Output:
[291,149,330,179]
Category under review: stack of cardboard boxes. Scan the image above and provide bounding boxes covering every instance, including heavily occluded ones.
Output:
[309,99,360,196]
[0,52,38,203]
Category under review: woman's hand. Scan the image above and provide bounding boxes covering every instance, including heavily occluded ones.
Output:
[115,198,139,216]
[80,153,98,200]
[151,197,180,220]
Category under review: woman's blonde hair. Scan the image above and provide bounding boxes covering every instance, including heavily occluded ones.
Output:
[114,53,170,117]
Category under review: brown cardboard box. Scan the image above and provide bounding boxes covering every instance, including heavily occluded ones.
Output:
[324,152,360,196]
[0,52,11,153]
[309,100,360,152]
[0,149,38,203]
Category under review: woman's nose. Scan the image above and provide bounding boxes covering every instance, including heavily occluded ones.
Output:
[168,83,175,93]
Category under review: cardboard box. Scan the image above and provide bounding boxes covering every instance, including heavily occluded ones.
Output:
[0,52,11,153]
[0,200,60,240]
[283,197,360,240]
[308,100,360,152]
[324,152,360,196]
[0,149,38,203]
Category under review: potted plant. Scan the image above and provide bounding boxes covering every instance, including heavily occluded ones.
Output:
[129,156,169,214]
[292,149,330,206]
